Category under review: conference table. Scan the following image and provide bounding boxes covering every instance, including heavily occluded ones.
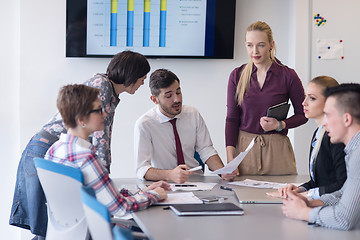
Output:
[113,175,360,240]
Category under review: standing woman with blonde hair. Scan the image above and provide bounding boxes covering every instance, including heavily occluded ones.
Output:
[226,21,307,175]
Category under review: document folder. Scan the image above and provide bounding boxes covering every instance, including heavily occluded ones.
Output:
[169,203,244,216]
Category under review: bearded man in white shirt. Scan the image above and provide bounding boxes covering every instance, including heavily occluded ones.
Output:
[134,69,236,183]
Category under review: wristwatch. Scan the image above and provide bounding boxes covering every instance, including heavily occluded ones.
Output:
[275,121,283,132]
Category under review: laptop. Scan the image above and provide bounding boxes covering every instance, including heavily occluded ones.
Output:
[233,187,282,204]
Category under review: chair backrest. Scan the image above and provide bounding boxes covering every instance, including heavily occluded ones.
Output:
[112,226,134,240]
[34,157,89,240]
[194,150,205,171]
[80,186,133,240]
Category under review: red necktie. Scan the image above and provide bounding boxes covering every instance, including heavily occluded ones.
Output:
[169,119,185,165]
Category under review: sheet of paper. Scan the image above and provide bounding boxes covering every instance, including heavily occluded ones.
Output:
[170,182,217,192]
[212,138,255,174]
[154,192,203,205]
[228,179,301,189]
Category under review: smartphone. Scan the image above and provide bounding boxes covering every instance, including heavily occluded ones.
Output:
[200,196,225,203]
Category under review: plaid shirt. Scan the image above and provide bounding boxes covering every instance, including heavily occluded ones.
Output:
[45,133,160,217]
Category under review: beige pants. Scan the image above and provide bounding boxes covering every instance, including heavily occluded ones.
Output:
[236,130,297,175]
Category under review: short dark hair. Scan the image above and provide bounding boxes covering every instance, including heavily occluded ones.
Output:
[106,51,150,86]
[325,83,360,123]
[149,69,180,96]
[57,84,100,128]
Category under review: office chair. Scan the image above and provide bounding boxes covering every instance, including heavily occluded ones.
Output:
[34,157,89,240]
[194,150,205,171]
[80,186,134,240]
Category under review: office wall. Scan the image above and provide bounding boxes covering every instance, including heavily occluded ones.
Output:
[0,0,21,239]
[2,0,314,238]
[311,0,360,83]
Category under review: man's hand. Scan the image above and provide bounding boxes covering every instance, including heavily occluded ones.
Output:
[168,164,192,183]
[221,170,238,181]
[282,191,311,221]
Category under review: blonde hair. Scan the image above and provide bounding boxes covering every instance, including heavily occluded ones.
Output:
[236,21,277,105]
[309,75,339,96]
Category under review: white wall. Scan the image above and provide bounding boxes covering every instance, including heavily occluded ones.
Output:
[311,0,360,84]
[0,0,21,239]
[2,0,314,238]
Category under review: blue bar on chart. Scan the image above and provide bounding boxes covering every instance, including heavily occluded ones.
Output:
[110,0,117,46]
[127,0,134,47]
[159,0,166,47]
[143,0,150,47]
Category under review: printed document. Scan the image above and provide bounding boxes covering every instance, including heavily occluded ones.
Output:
[154,192,203,205]
[212,138,255,174]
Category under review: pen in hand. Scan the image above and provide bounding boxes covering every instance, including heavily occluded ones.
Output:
[187,166,203,172]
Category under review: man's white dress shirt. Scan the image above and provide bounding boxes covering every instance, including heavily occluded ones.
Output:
[135,105,218,179]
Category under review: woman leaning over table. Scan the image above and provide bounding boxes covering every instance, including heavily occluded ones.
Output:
[225,21,307,175]
[9,51,150,239]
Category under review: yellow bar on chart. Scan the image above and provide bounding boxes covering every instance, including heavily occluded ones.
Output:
[160,0,167,11]
[128,0,134,11]
[144,0,150,12]
[111,0,117,13]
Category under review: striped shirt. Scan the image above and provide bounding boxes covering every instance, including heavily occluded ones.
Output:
[45,133,160,217]
[309,130,360,230]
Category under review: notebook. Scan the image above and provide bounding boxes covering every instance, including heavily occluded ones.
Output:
[169,203,244,216]
[267,102,290,121]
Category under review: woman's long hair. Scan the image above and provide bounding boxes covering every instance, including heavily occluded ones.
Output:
[236,21,276,105]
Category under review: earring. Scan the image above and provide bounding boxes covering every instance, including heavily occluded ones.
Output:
[82,123,86,128]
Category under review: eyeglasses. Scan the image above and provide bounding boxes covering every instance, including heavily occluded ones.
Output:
[88,107,104,115]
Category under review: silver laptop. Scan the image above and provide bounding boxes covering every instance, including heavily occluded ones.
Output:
[232,187,282,204]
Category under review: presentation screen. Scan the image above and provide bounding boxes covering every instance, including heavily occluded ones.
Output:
[66,0,236,58]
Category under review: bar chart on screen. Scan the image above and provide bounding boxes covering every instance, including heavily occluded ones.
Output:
[87,0,207,56]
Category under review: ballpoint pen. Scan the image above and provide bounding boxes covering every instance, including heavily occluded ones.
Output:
[187,166,203,172]
[220,186,233,191]
[174,184,197,187]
